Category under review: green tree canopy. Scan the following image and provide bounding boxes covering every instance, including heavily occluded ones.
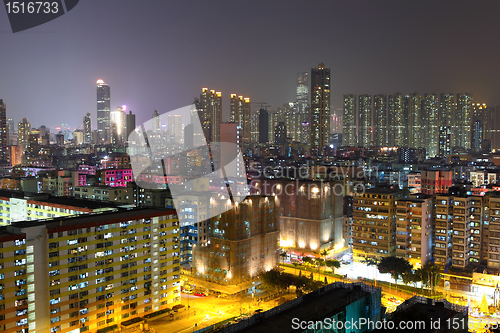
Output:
[377,256,412,286]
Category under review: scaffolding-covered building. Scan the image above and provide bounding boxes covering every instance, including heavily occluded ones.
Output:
[192,195,279,284]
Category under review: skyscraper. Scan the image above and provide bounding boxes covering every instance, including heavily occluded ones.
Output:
[83,112,91,143]
[96,79,110,143]
[456,93,472,150]
[229,94,251,145]
[152,109,161,132]
[358,94,372,147]
[0,100,7,162]
[408,93,423,148]
[110,106,126,144]
[173,114,183,144]
[275,122,287,146]
[388,93,405,147]
[423,93,439,157]
[18,118,31,152]
[373,94,387,147]
[310,63,330,154]
[439,93,455,156]
[199,88,222,143]
[125,110,136,140]
[296,72,309,140]
[258,109,269,144]
[343,94,356,146]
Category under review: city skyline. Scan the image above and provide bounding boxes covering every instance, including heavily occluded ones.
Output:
[1,1,500,129]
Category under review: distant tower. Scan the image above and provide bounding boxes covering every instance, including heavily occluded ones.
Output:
[373,94,387,147]
[310,63,330,154]
[439,93,455,156]
[297,72,309,140]
[152,110,161,132]
[358,94,372,147]
[408,93,423,148]
[388,93,405,147]
[18,118,31,152]
[258,109,269,144]
[96,79,111,143]
[199,88,222,143]
[343,94,356,146]
[456,93,472,150]
[275,122,287,146]
[83,112,91,143]
[110,106,126,144]
[423,93,439,157]
[125,110,136,140]
[0,100,7,161]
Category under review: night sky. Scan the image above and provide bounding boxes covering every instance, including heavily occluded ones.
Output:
[1,0,500,131]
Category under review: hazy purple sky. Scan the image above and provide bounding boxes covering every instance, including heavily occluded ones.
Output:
[1,0,500,131]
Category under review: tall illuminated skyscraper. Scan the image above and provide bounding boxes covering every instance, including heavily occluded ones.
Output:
[83,112,91,143]
[199,88,222,143]
[439,93,455,156]
[423,94,439,157]
[110,106,126,144]
[388,93,405,147]
[408,93,422,148]
[258,109,269,144]
[0,100,7,161]
[18,118,31,152]
[296,72,309,140]
[310,63,330,154]
[96,79,111,143]
[229,94,251,144]
[456,93,472,150]
[342,94,356,146]
[358,94,372,147]
[373,94,387,147]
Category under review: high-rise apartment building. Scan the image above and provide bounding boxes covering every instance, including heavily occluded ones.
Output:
[258,109,269,143]
[250,112,259,143]
[439,93,455,156]
[199,88,222,143]
[358,95,372,147]
[373,94,387,147]
[388,93,405,147]
[342,94,356,146]
[0,99,8,161]
[17,117,31,152]
[229,94,251,145]
[423,94,439,157]
[310,63,330,154]
[0,208,181,333]
[275,122,287,146]
[471,103,487,152]
[455,93,472,150]
[296,71,309,131]
[395,196,433,268]
[352,189,403,261]
[96,79,111,143]
[408,93,422,148]
[83,112,91,143]
[283,102,298,141]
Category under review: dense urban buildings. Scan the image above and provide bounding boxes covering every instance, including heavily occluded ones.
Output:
[0,100,8,162]
[0,208,181,333]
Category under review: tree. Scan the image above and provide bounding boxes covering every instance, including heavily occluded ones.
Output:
[377,256,412,287]
[421,262,441,294]
[279,251,288,265]
[292,261,299,275]
[320,249,328,260]
[302,256,313,266]
[481,293,489,314]
[325,259,341,274]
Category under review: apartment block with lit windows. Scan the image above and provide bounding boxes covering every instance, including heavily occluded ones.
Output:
[0,208,180,333]
[434,195,453,266]
[352,189,404,262]
[395,196,433,268]
[487,195,500,270]
[451,197,473,268]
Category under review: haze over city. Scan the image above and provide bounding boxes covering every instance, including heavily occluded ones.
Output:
[1,0,500,129]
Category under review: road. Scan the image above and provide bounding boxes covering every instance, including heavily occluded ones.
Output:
[148,293,270,333]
